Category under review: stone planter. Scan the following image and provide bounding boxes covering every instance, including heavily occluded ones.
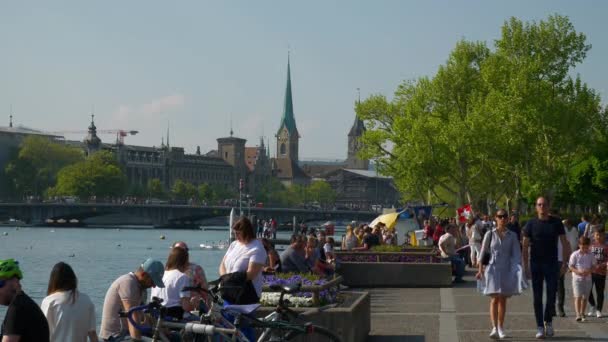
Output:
[255,291,370,342]
[335,251,452,287]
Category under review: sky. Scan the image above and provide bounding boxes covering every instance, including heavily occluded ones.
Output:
[1,1,607,160]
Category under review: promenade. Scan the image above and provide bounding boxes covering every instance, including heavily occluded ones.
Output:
[366,268,608,342]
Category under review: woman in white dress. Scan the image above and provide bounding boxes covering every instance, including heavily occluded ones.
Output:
[476,209,523,339]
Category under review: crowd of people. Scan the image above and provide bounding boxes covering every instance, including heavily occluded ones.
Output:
[2,202,607,341]
[0,216,349,342]
[413,197,608,339]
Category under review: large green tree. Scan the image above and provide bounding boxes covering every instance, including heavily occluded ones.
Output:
[49,151,126,199]
[5,136,84,198]
[357,15,604,210]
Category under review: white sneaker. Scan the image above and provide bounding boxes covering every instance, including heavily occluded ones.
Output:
[588,306,596,316]
[545,322,554,337]
[497,327,507,339]
[597,310,603,318]
[535,327,545,339]
[490,327,498,339]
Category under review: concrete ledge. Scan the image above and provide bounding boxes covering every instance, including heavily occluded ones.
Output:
[255,291,370,342]
[338,262,452,287]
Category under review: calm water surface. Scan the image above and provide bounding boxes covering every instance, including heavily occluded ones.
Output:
[0,226,294,327]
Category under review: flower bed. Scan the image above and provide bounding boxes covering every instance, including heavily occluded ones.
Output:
[335,250,452,287]
[261,273,341,307]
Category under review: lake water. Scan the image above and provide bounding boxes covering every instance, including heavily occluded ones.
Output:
[0,226,297,327]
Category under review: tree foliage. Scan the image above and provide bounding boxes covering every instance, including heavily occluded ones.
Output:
[171,179,197,201]
[147,178,166,199]
[5,136,84,197]
[49,151,126,199]
[357,15,605,209]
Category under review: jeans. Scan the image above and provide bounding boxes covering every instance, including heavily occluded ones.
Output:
[556,262,565,313]
[448,255,465,281]
[588,273,606,311]
[531,261,559,327]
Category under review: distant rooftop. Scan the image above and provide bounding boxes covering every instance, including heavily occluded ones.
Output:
[0,125,63,138]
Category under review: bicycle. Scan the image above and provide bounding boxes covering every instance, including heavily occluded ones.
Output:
[121,279,341,342]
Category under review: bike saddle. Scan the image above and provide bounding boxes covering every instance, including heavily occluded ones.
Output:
[224,303,261,315]
[270,282,302,294]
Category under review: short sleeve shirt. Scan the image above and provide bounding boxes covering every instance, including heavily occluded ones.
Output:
[41,290,96,342]
[100,273,145,339]
[569,250,597,281]
[523,217,565,263]
[590,242,608,275]
[438,233,456,258]
[222,239,267,296]
[1,291,50,342]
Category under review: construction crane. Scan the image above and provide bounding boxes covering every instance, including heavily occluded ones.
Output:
[50,129,139,145]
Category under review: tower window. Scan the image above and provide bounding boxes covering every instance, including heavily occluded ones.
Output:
[280,143,286,155]
[225,152,228,159]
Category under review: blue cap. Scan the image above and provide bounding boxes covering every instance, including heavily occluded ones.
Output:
[142,258,165,288]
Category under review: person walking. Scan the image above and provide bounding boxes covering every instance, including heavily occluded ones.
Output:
[0,259,49,342]
[41,262,98,342]
[588,230,607,318]
[569,237,596,322]
[466,216,484,268]
[476,210,523,339]
[556,219,580,317]
[522,197,570,339]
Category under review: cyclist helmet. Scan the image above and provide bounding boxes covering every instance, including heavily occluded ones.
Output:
[0,259,22,281]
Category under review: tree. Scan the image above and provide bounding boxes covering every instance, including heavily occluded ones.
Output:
[307,180,337,209]
[147,178,166,199]
[171,179,197,201]
[197,183,212,202]
[49,151,126,199]
[5,136,83,197]
[357,40,491,206]
[357,15,604,210]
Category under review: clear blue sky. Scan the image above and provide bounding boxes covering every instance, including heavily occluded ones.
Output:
[1,1,606,159]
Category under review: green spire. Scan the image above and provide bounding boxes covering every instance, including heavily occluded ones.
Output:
[278,55,299,136]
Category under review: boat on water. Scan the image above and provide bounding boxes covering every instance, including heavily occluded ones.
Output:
[0,219,30,227]
[199,240,229,250]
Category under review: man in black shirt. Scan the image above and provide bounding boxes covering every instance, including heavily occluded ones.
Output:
[506,214,521,244]
[0,259,49,342]
[522,197,570,339]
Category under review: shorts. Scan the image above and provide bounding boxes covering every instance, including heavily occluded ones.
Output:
[572,278,592,298]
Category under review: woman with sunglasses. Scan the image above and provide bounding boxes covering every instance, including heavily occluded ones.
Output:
[476,209,523,339]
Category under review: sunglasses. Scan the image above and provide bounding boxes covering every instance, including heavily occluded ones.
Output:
[496,214,508,219]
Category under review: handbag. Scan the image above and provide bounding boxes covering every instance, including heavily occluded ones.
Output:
[216,271,259,305]
[480,231,493,266]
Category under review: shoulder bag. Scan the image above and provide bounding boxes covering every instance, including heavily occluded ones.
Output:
[480,231,494,266]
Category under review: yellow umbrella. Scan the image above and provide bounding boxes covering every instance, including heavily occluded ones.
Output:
[369,211,403,230]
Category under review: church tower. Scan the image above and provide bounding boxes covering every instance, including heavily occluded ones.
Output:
[84,114,102,156]
[346,112,369,170]
[276,55,300,162]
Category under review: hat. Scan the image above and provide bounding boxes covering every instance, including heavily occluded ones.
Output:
[142,258,165,288]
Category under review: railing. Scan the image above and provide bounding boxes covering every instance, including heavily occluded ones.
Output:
[262,276,343,306]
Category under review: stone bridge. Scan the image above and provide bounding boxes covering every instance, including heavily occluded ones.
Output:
[0,203,377,228]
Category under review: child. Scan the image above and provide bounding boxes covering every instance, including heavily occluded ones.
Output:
[569,237,597,322]
[323,237,335,263]
[588,230,608,318]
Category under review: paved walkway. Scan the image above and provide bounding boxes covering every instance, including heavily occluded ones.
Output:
[366,268,608,342]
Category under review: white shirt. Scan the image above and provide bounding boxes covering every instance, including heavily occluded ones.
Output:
[438,233,456,258]
[569,250,597,281]
[223,239,267,296]
[41,290,96,342]
[150,269,191,308]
